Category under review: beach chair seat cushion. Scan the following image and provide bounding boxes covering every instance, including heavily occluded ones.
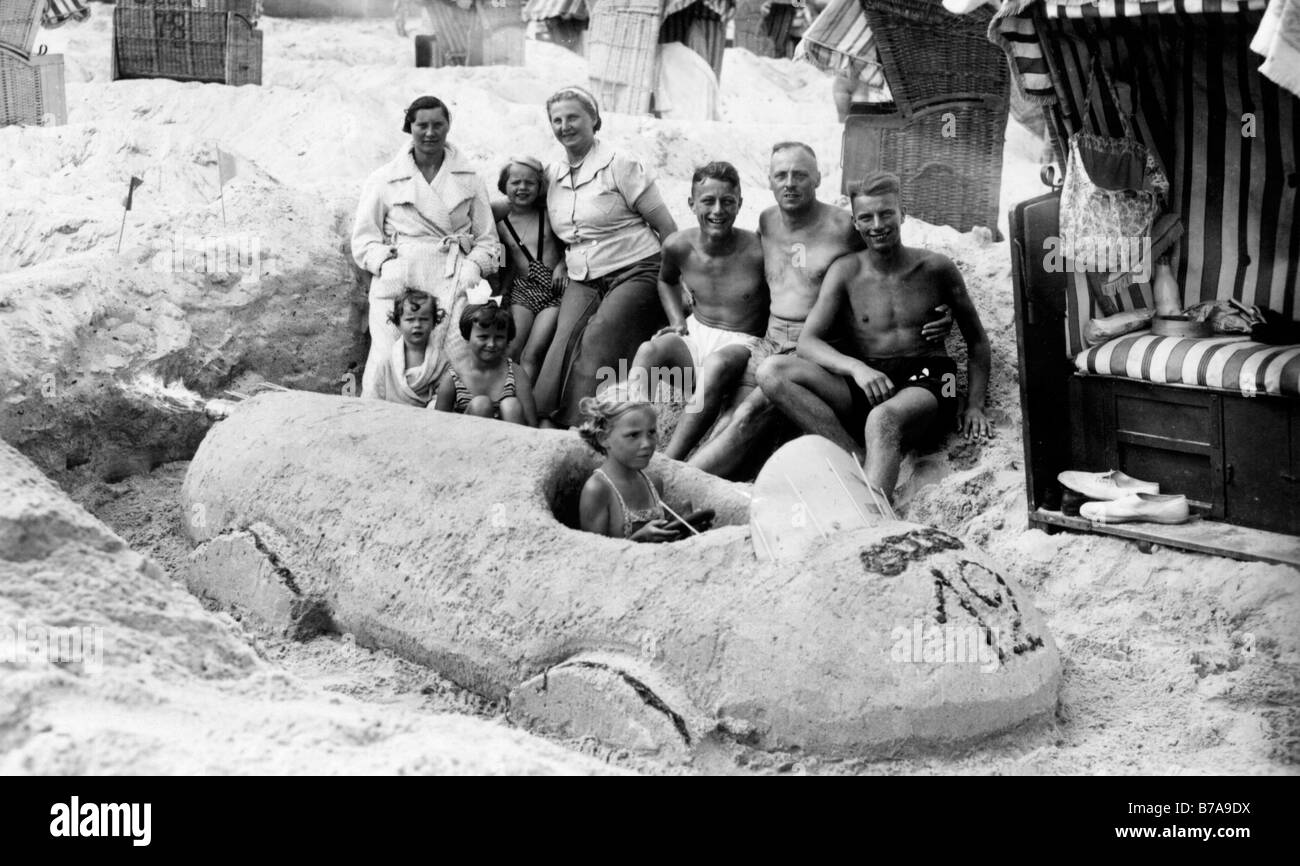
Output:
[1076,333,1300,399]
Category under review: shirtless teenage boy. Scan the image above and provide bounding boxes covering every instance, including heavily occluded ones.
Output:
[687,142,952,478]
[629,162,768,460]
[761,171,992,501]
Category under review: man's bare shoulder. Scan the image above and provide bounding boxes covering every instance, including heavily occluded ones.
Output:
[827,249,866,280]
[662,228,698,257]
[733,228,764,258]
[817,201,855,232]
[910,245,961,274]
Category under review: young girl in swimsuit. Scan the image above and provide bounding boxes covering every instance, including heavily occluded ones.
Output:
[576,395,682,542]
[496,156,565,383]
[435,301,538,426]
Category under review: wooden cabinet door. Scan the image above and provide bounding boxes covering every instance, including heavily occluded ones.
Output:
[1223,397,1300,535]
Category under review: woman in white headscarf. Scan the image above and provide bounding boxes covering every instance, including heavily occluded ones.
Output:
[533,86,678,427]
[352,95,502,399]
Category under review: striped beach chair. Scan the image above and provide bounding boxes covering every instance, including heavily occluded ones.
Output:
[659,0,732,81]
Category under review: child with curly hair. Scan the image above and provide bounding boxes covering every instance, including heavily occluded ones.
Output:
[435,300,538,425]
[576,394,687,542]
[374,288,446,407]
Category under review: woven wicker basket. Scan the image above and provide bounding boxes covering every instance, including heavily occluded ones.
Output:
[0,47,66,127]
[472,0,525,66]
[862,0,1007,117]
[113,7,262,85]
[587,0,661,115]
[0,0,43,59]
[841,100,1008,234]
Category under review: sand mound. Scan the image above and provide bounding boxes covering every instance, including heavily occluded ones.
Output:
[0,438,618,774]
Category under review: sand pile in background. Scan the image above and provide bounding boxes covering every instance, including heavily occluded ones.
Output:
[0,12,1294,774]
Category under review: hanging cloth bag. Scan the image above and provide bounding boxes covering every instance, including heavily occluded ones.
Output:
[1059,60,1169,295]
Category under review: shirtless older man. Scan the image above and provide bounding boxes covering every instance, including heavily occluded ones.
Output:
[688,142,950,478]
[761,171,992,502]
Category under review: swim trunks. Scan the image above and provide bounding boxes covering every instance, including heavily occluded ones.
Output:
[679,315,761,369]
[843,355,958,444]
[742,313,806,387]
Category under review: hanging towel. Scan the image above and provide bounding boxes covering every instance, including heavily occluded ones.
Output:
[1252,0,1300,100]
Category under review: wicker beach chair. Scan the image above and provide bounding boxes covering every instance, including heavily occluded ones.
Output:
[839,0,1009,233]
[860,0,1005,117]
[524,0,588,53]
[421,0,476,64]
[659,0,730,82]
[587,0,661,115]
[0,0,45,58]
[0,43,65,127]
[734,0,799,59]
[472,0,525,66]
[112,6,263,85]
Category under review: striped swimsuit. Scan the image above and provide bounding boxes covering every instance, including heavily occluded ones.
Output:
[593,468,666,539]
[449,360,517,415]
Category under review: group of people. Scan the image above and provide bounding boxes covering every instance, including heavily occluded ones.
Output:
[351,87,992,541]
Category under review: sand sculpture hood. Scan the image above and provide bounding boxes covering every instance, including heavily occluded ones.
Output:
[181,391,1061,757]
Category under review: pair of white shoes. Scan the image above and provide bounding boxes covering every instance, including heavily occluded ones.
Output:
[1057,470,1191,525]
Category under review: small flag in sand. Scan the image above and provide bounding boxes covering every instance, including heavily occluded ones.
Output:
[117,176,144,253]
[122,175,144,210]
[216,147,237,225]
[217,147,238,188]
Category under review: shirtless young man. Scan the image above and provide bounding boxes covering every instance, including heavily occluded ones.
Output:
[761,171,992,502]
[629,162,768,460]
[687,142,951,478]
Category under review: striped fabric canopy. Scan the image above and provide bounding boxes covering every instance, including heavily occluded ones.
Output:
[794,0,887,85]
[992,0,1270,103]
[41,0,91,28]
[530,0,730,21]
[1046,0,1265,15]
[523,0,589,19]
[663,0,733,16]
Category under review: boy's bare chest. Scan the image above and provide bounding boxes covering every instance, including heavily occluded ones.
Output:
[850,273,940,328]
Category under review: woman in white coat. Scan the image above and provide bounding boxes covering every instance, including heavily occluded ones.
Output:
[352,95,502,399]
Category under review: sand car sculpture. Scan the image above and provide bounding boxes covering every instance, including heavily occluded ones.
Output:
[182,391,1060,758]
